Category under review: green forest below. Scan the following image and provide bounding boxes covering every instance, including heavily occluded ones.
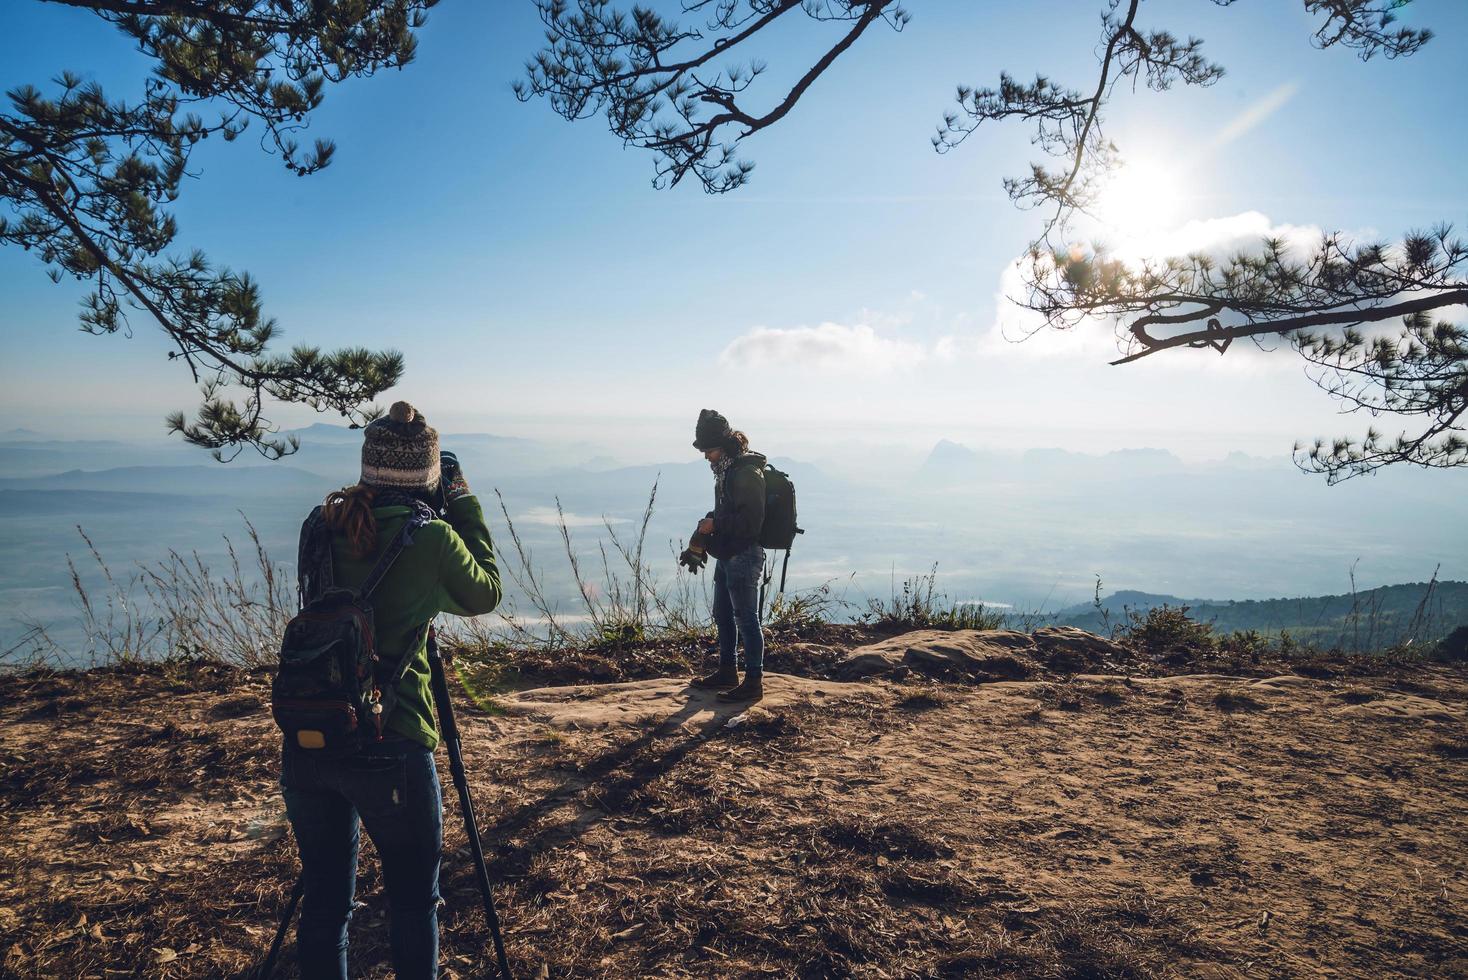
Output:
[1053,582,1467,650]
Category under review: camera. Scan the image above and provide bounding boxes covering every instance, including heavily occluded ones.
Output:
[436,450,460,516]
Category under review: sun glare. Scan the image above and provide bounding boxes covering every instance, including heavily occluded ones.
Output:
[1095,158,1185,244]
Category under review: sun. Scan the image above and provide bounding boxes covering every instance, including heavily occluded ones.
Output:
[1094,157,1186,242]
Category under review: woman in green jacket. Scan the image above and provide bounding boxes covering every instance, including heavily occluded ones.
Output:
[282,402,501,979]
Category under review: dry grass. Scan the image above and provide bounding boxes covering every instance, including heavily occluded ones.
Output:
[2,650,1466,978]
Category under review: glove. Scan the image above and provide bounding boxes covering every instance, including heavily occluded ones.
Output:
[439,451,472,504]
[679,528,711,573]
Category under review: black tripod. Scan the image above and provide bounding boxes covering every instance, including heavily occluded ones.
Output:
[427,627,513,979]
[255,630,513,979]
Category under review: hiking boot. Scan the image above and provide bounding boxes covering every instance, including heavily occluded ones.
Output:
[691,666,739,690]
[718,674,764,703]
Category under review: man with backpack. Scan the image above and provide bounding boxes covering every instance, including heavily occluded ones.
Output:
[682,409,773,703]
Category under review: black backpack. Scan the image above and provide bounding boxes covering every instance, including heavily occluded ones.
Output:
[758,462,801,550]
[271,502,434,755]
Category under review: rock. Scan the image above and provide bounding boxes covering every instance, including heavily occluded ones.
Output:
[899,635,1036,681]
[1031,626,1126,666]
[858,629,1036,659]
[835,652,902,680]
[1042,648,1089,673]
[839,629,1039,682]
[1249,675,1315,690]
[970,655,1032,680]
[902,645,972,676]
[1335,694,1464,724]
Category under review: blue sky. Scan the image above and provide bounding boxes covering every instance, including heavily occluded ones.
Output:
[3,0,1465,466]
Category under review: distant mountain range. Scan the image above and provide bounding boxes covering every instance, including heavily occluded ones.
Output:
[1052,583,1468,649]
[280,422,538,448]
[0,464,332,497]
[0,426,838,511]
[919,439,1282,486]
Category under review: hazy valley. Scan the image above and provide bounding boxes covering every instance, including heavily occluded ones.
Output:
[4,426,1465,664]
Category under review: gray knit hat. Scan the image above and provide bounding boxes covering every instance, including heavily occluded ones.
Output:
[692,408,732,450]
[361,401,441,491]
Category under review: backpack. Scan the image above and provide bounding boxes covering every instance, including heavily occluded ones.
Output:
[270,501,434,755]
[758,462,801,550]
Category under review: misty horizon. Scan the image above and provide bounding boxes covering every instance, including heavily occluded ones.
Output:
[5,423,1465,664]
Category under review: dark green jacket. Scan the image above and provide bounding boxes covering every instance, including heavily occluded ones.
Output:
[327,495,502,749]
[707,452,766,560]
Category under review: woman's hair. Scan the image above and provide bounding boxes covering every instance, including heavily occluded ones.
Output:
[322,484,379,559]
[725,430,749,455]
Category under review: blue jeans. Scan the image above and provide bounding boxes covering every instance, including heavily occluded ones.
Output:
[281,738,443,979]
[713,545,765,675]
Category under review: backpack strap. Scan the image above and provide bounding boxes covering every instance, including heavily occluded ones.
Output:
[361,503,438,711]
[357,501,436,602]
[384,622,432,689]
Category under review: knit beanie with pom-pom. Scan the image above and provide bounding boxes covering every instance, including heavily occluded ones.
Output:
[360,401,440,491]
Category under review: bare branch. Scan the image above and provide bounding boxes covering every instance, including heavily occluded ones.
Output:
[517,0,909,193]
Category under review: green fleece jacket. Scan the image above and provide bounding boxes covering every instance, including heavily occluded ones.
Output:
[328,495,502,749]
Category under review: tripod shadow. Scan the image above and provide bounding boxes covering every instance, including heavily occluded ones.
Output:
[477,683,753,875]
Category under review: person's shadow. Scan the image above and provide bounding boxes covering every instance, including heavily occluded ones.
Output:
[472,681,759,877]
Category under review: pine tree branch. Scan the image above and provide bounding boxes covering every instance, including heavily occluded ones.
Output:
[38,0,294,32]
[1113,290,1468,365]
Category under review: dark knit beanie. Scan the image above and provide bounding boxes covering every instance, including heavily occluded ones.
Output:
[361,401,441,491]
[692,409,732,450]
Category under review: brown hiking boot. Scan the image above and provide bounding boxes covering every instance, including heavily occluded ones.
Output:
[691,666,739,690]
[717,674,764,703]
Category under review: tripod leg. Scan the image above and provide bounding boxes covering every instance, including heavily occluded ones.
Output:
[428,634,513,980]
[256,874,303,980]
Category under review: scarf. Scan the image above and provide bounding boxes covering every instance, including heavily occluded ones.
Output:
[711,452,737,509]
[374,486,437,511]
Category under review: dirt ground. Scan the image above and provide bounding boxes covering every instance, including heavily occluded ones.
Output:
[1,649,1465,978]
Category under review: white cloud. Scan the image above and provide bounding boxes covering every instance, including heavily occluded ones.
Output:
[719,321,930,374]
[854,306,915,331]
[1111,210,1323,264]
[933,335,964,360]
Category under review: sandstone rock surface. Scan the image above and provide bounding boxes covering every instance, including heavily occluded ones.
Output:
[497,673,864,731]
[836,629,1039,681]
